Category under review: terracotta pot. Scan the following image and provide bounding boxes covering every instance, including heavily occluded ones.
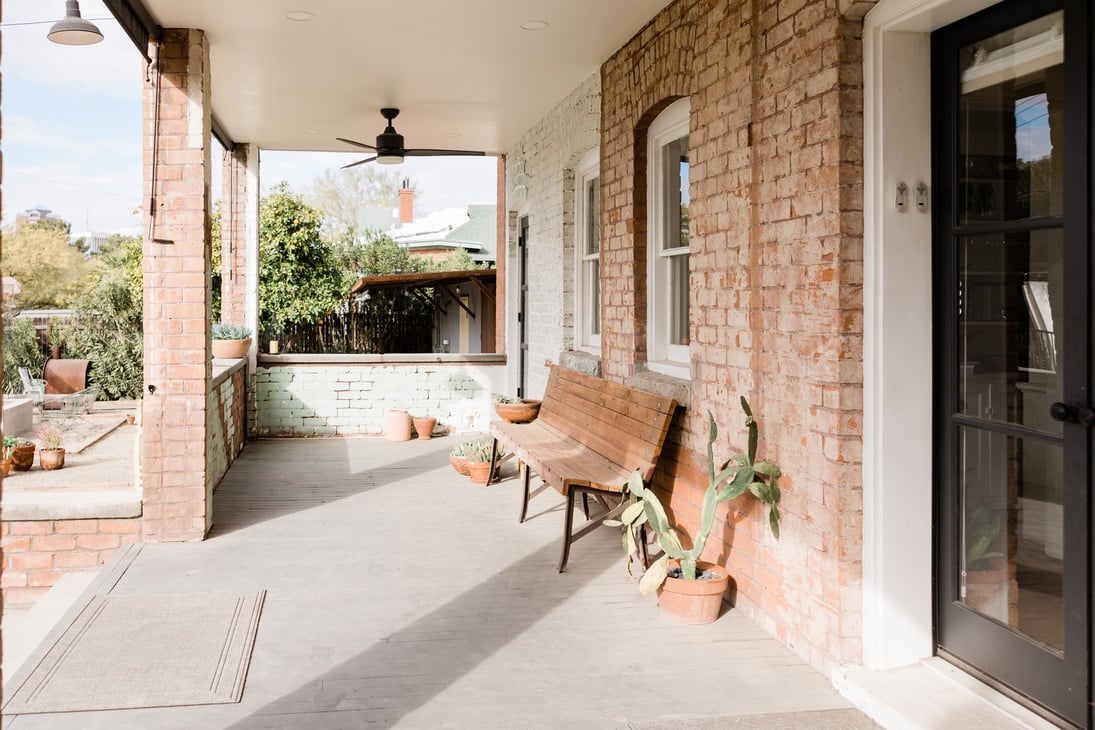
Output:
[385,409,412,442]
[467,461,494,484]
[413,416,437,440]
[1,459,11,477]
[495,399,542,424]
[656,560,730,625]
[964,557,1011,622]
[212,337,252,359]
[450,453,471,476]
[39,448,65,471]
[11,444,35,471]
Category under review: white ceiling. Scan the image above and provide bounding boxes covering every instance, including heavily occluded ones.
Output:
[136,0,673,155]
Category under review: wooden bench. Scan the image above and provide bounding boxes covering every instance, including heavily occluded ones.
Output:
[489,364,677,572]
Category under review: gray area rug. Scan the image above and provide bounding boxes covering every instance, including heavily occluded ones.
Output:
[4,590,265,714]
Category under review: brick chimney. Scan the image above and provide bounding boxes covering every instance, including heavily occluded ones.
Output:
[398,180,414,224]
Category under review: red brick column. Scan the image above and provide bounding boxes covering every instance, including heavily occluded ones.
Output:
[141,29,213,541]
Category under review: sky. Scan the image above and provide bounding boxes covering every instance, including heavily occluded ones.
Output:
[1,0,498,234]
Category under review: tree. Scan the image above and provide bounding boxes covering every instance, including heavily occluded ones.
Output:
[259,183,350,334]
[308,167,407,244]
[63,236,144,400]
[1,223,94,308]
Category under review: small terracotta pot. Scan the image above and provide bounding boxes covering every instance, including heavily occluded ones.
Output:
[39,448,65,471]
[494,399,542,424]
[413,417,437,440]
[450,453,471,476]
[1,458,12,477]
[656,560,730,625]
[126,413,136,425]
[467,461,494,484]
[11,444,35,471]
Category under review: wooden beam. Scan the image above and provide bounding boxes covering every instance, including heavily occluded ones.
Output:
[440,285,476,319]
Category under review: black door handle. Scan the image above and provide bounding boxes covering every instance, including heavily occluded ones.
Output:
[1050,401,1095,426]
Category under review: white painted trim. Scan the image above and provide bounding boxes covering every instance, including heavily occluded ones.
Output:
[862,0,1000,671]
[574,147,601,353]
[646,97,690,369]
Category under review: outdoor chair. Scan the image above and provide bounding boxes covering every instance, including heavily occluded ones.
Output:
[18,367,46,407]
[39,384,100,421]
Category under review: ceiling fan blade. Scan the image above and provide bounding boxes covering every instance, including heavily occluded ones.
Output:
[341,156,377,169]
[404,148,486,157]
[337,137,378,151]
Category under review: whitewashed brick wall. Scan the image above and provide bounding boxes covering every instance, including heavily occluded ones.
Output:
[505,74,600,399]
[253,363,507,437]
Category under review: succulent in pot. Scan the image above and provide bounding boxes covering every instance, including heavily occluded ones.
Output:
[607,397,783,623]
[7,436,36,472]
[463,438,506,484]
[492,392,541,424]
[211,322,253,359]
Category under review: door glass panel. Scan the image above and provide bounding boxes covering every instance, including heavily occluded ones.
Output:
[959,426,1064,652]
[957,229,1064,433]
[958,12,1064,224]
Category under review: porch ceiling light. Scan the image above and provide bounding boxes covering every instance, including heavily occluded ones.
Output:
[376,153,404,165]
[48,0,104,45]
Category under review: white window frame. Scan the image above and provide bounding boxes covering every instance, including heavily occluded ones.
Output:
[647,97,691,376]
[574,148,601,352]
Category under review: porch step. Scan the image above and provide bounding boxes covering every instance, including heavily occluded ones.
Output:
[835,659,1061,730]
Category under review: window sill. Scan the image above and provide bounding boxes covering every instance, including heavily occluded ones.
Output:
[627,367,690,409]
[559,350,601,377]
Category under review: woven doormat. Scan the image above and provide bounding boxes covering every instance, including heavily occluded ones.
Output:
[4,590,265,715]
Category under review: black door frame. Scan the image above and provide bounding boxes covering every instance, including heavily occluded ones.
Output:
[518,215,529,398]
[931,0,1092,725]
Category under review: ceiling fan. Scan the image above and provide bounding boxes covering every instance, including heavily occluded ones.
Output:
[337,108,486,168]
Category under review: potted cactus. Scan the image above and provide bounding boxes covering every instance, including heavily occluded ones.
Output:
[464,438,503,484]
[493,393,541,424]
[608,397,782,624]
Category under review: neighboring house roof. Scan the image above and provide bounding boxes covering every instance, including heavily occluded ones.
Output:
[390,205,497,263]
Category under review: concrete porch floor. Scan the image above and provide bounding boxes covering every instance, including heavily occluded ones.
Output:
[0,437,1035,728]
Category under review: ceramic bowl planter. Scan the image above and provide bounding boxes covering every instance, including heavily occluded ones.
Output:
[211,322,253,359]
[450,453,471,475]
[413,416,437,440]
[39,449,66,471]
[656,561,729,625]
[494,399,542,424]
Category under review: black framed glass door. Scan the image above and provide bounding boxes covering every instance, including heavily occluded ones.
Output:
[932,1,1090,725]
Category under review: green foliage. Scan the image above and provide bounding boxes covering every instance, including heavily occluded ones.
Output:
[433,247,477,272]
[493,393,520,404]
[462,439,497,463]
[63,236,144,400]
[965,504,1004,570]
[212,322,252,340]
[211,203,223,321]
[608,398,783,594]
[259,183,350,333]
[1,224,95,308]
[2,317,47,394]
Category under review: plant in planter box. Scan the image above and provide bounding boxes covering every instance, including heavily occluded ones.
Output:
[211,322,253,359]
[37,424,66,470]
[607,397,782,624]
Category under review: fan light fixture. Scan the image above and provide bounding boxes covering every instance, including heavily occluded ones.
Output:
[48,0,104,45]
[376,154,404,166]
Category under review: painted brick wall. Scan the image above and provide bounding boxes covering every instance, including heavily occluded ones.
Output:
[505,74,600,399]
[252,363,506,437]
[1,519,140,610]
[597,0,869,673]
[208,362,247,488]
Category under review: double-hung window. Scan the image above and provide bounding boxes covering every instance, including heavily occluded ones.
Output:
[647,98,691,372]
[575,148,600,351]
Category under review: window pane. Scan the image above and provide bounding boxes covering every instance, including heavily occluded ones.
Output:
[663,135,690,250]
[669,253,689,346]
[959,426,1063,652]
[957,229,1063,434]
[958,13,1064,223]
[586,177,600,255]
[586,259,600,336]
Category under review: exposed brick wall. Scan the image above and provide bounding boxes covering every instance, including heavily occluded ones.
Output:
[505,74,600,399]
[1,519,140,611]
[141,29,213,541]
[597,0,868,673]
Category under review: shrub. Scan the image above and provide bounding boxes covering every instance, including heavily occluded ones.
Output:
[2,317,47,394]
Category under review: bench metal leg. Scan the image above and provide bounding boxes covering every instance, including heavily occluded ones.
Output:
[517,462,532,523]
[581,492,590,519]
[487,438,500,485]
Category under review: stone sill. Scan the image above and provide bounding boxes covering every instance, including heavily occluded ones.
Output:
[2,487,141,522]
[211,356,248,389]
[626,368,691,410]
[257,353,507,366]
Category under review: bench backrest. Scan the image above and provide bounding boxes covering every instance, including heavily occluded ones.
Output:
[538,365,677,481]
